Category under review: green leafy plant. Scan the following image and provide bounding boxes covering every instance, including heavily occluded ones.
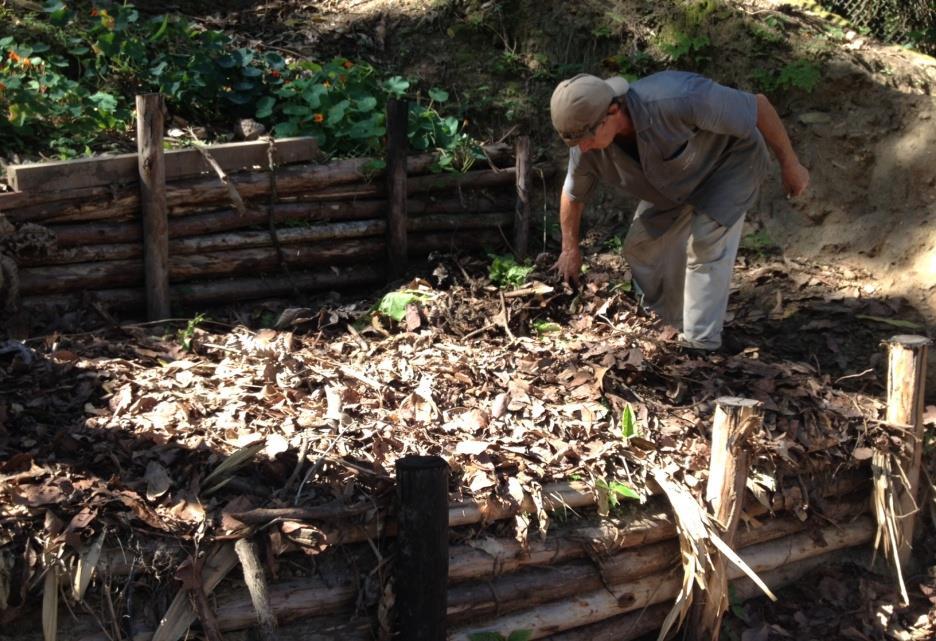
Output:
[660,31,710,63]
[488,255,534,288]
[376,290,433,322]
[740,229,778,256]
[620,402,640,440]
[176,312,206,352]
[595,478,640,508]
[532,320,561,335]
[753,60,822,93]
[603,235,624,252]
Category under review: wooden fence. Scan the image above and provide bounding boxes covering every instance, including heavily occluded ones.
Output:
[0,96,550,319]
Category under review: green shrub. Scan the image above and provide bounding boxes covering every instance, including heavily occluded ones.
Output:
[0,1,477,161]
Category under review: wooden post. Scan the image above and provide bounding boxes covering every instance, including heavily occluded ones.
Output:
[886,335,931,568]
[385,99,408,280]
[514,135,531,261]
[395,455,449,641]
[690,397,763,641]
[136,94,170,320]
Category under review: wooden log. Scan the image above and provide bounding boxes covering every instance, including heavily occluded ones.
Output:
[542,548,859,641]
[213,578,355,631]
[18,230,504,297]
[514,135,531,260]
[95,506,872,641]
[64,552,856,641]
[136,94,171,320]
[21,265,382,311]
[386,98,408,279]
[49,195,516,248]
[21,214,514,268]
[446,496,867,625]
[87,475,869,591]
[395,456,450,641]
[885,335,931,567]
[2,147,522,223]
[7,161,555,225]
[448,516,875,641]
[690,397,763,641]
[6,137,323,193]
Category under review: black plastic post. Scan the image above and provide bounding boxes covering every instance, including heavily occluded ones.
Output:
[395,455,449,641]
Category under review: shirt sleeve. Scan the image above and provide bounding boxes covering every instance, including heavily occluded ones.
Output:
[687,75,758,139]
[561,146,597,202]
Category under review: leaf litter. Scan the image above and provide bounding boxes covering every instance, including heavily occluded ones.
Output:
[0,246,931,637]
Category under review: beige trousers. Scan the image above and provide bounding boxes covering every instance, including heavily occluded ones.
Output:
[623,204,745,350]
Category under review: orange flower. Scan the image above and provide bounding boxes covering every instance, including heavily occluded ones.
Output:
[91,7,99,16]
[8,51,21,63]
[313,113,325,123]
[342,60,353,69]
[270,70,281,79]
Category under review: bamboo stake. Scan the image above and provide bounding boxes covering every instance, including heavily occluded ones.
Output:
[136,94,170,320]
[690,397,763,641]
[234,537,278,641]
[514,135,531,261]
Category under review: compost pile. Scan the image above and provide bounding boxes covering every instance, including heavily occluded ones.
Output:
[2,243,914,598]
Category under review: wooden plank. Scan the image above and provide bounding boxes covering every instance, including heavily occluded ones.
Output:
[137,94,171,320]
[6,137,322,192]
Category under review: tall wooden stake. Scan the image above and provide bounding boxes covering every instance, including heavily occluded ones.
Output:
[136,93,170,320]
[514,135,531,261]
[385,99,408,280]
[395,455,449,641]
[690,397,763,641]
[886,335,931,568]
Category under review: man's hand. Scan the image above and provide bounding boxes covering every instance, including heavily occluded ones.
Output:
[782,160,810,198]
[553,247,583,285]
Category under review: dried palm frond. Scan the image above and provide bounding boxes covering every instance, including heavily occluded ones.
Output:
[652,469,776,641]
[72,528,106,601]
[871,449,911,605]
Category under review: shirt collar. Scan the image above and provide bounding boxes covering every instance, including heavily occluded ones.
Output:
[623,89,651,134]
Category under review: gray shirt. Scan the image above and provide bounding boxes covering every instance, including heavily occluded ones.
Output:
[562,71,770,235]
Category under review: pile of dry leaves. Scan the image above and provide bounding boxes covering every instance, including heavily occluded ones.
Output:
[0,245,928,632]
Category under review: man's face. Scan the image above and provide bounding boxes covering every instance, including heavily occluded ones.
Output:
[575,104,620,153]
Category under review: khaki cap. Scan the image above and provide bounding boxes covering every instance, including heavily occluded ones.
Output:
[550,74,630,146]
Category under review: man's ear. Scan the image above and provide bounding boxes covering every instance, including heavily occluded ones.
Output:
[607,102,621,116]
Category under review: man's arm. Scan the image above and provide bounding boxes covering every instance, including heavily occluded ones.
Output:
[755,93,810,197]
[554,190,585,284]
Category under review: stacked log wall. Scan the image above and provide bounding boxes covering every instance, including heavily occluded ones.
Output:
[1,138,549,313]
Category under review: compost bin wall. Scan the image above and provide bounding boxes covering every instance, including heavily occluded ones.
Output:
[0,136,550,315]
